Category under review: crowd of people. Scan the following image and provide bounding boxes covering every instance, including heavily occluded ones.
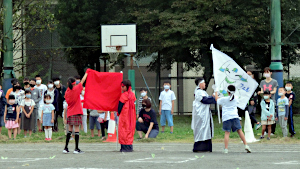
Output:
[192,67,296,154]
[0,66,296,154]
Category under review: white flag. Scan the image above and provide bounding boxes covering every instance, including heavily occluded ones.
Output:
[211,44,258,110]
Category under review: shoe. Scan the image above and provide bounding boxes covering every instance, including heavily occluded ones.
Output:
[270,133,274,136]
[260,136,264,139]
[73,149,85,154]
[290,134,294,138]
[45,138,49,141]
[48,138,52,141]
[170,132,173,134]
[264,131,267,135]
[255,123,262,130]
[223,149,228,154]
[137,137,143,140]
[101,137,106,140]
[245,145,251,153]
[24,136,27,138]
[70,138,74,141]
[63,148,69,154]
[161,131,164,133]
[267,137,270,140]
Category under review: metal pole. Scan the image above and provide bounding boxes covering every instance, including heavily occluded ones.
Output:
[270,0,283,99]
[3,0,14,93]
[49,32,53,81]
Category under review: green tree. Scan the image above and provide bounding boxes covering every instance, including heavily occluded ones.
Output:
[114,0,300,81]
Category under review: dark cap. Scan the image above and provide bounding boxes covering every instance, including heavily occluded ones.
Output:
[263,91,270,95]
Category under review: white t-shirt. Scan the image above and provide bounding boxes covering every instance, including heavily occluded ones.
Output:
[20,99,36,107]
[80,95,87,115]
[159,90,176,111]
[35,84,47,106]
[217,96,239,122]
[99,111,110,121]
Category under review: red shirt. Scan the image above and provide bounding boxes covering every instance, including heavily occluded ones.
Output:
[65,83,83,117]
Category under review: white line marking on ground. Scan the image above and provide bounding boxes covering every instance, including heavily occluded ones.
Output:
[125,157,198,164]
[0,158,50,163]
[274,161,300,165]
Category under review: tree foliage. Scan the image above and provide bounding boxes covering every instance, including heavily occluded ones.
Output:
[113,0,300,81]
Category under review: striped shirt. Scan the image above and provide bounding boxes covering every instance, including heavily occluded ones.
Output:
[137,96,151,114]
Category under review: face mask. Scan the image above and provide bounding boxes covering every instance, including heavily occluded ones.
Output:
[9,100,15,104]
[13,86,17,91]
[278,93,283,96]
[48,84,54,89]
[285,87,291,91]
[46,100,52,104]
[36,80,42,85]
[76,81,80,85]
[30,84,35,88]
[164,85,170,90]
[141,92,146,97]
[263,96,269,100]
[24,82,29,85]
[81,91,85,95]
[26,94,31,98]
[54,81,60,85]
[264,73,271,78]
[142,104,146,108]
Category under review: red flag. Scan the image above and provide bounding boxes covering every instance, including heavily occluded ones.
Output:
[83,69,123,111]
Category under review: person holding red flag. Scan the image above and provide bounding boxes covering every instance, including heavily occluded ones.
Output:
[63,72,88,154]
[118,80,136,152]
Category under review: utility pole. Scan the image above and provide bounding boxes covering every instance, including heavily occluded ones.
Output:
[3,0,14,93]
[269,0,283,97]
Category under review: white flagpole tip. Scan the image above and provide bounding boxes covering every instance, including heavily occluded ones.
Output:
[210,44,214,50]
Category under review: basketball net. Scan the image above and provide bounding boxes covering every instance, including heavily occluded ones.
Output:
[106,46,122,62]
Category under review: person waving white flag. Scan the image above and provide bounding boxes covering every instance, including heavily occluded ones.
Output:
[210,44,258,110]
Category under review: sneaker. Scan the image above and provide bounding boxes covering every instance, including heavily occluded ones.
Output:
[48,138,52,141]
[161,131,165,133]
[170,132,173,134]
[24,136,27,138]
[63,148,69,154]
[137,137,143,140]
[260,136,264,139]
[223,149,228,154]
[290,134,294,138]
[267,137,270,140]
[101,137,106,140]
[245,145,251,153]
[73,149,85,154]
[264,131,267,135]
[270,133,274,136]
[255,123,262,130]
[69,138,74,141]
[45,138,49,141]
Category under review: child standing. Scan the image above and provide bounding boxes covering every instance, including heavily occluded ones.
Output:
[4,95,20,140]
[41,94,55,140]
[285,81,296,137]
[215,85,251,153]
[159,81,176,134]
[89,109,101,138]
[275,88,289,137]
[98,111,110,140]
[260,91,275,140]
[137,88,151,118]
[21,90,36,137]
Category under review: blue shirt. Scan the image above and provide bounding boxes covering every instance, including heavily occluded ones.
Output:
[42,104,55,114]
[277,97,289,116]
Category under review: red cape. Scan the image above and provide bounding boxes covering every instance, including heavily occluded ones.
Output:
[83,69,123,111]
[118,90,136,145]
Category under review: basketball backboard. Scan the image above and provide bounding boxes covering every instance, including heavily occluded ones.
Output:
[101,24,136,53]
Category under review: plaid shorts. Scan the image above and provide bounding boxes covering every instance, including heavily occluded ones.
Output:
[67,115,82,126]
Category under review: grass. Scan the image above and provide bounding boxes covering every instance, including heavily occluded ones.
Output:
[0,114,299,144]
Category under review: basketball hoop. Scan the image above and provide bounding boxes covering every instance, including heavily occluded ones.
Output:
[106,46,122,62]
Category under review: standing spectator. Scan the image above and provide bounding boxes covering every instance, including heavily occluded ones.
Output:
[260,91,275,140]
[80,87,87,133]
[98,111,110,140]
[63,73,88,154]
[89,109,101,138]
[20,90,36,137]
[159,81,176,134]
[23,78,30,90]
[53,77,67,118]
[275,87,289,137]
[41,94,55,141]
[137,88,151,118]
[136,99,159,139]
[29,78,42,133]
[258,67,278,135]
[4,95,20,140]
[35,75,48,132]
[10,83,24,134]
[285,82,296,137]
[5,78,17,100]
[0,89,7,134]
[44,81,59,131]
